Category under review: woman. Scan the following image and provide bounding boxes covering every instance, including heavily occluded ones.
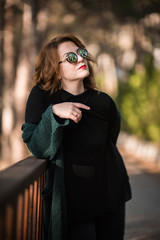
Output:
[22,34,131,240]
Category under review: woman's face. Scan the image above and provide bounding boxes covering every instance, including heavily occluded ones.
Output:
[58,41,90,84]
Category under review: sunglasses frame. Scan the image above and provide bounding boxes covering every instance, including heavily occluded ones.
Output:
[59,48,88,64]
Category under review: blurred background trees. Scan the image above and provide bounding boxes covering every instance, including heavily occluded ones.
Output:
[0,0,160,169]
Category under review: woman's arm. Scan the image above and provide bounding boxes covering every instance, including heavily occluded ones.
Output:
[108,98,121,145]
[22,85,69,160]
[22,105,69,160]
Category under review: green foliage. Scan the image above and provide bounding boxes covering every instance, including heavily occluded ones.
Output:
[116,53,160,143]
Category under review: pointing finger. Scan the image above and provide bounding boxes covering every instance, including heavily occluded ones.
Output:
[73,102,90,110]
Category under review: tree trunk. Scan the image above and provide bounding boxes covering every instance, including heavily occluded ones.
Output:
[0,0,5,159]
[1,0,16,168]
[12,2,38,164]
[0,0,38,169]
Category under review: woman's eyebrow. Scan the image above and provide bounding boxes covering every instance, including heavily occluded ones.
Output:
[62,49,78,57]
[63,52,70,57]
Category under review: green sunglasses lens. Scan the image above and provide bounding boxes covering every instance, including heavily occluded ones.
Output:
[77,48,88,58]
[67,52,78,63]
[64,48,88,64]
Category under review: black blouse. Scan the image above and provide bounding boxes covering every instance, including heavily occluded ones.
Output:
[25,85,131,223]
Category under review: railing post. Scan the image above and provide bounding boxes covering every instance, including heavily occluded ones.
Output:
[0,156,47,240]
[16,193,23,240]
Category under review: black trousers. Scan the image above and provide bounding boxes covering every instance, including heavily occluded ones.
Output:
[68,204,125,240]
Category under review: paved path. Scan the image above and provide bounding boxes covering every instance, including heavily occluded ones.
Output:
[120,148,160,240]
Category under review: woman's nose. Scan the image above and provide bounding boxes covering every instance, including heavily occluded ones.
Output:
[77,54,84,62]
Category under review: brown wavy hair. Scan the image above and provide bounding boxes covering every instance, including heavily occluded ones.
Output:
[33,34,97,94]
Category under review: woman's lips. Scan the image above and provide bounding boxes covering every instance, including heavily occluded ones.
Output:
[78,65,86,70]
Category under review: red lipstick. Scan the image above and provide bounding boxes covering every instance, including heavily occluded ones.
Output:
[78,65,86,70]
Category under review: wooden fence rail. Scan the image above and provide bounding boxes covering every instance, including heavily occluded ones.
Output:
[0,156,47,240]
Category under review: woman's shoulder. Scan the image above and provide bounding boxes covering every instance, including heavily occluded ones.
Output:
[25,85,51,123]
[29,84,47,96]
[27,84,52,103]
[87,88,115,115]
[89,88,114,102]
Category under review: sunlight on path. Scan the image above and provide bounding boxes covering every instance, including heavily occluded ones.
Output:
[119,148,160,240]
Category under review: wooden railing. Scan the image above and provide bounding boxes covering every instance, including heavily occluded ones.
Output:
[0,156,47,240]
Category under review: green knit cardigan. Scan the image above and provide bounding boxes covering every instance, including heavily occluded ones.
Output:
[22,105,69,240]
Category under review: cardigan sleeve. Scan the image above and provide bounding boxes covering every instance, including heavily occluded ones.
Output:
[22,85,69,161]
[22,105,69,161]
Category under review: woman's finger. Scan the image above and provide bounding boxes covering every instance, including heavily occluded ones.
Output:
[52,102,89,121]
[73,111,81,118]
[73,107,81,115]
[70,113,80,123]
[73,102,90,110]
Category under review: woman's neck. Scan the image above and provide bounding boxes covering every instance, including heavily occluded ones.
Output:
[62,80,85,95]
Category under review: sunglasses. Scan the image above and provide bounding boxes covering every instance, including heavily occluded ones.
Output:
[59,48,88,64]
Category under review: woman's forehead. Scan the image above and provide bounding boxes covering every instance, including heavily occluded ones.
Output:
[58,41,78,56]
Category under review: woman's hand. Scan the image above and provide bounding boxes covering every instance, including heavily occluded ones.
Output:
[52,102,90,123]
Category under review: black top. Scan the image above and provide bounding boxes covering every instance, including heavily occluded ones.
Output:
[25,85,131,223]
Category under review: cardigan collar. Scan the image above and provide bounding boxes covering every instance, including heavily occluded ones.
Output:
[58,88,91,102]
